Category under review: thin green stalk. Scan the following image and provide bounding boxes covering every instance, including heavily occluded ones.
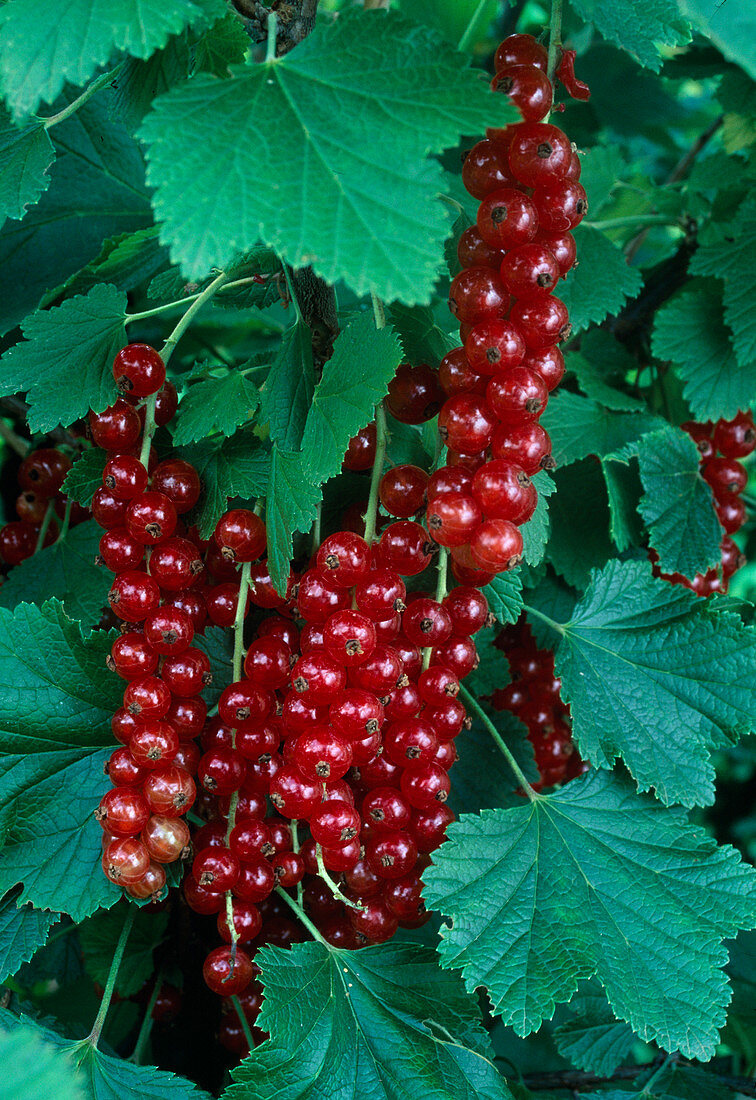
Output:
[458,685,539,802]
[160,270,233,367]
[275,886,328,945]
[0,420,30,458]
[290,821,304,908]
[126,277,260,324]
[362,403,388,546]
[86,906,135,1047]
[371,291,386,330]
[523,603,567,637]
[34,500,56,553]
[310,502,322,556]
[316,845,364,910]
[266,12,278,62]
[546,0,563,83]
[457,0,489,52]
[224,560,254,945]
[43,64,124,130]
[281,265,303,322]
[230,996,256,1052]
[138,394,158,470]
[55,499,73,543]
[130,971,164,1064]
[422,548,448,671]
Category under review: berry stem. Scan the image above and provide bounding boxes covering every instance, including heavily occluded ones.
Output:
[55,499,73,544]
[310,503,322,556]
[457,0,489,52]
[371,291,386,330]
[458,684,539,802]
[86,905,136,1048]
[160,270,233,368]
[275,885,329,946]
[290,820,304,907]
[126,277,261,324]
[43,63,125,129]
[266,11,278,62]
[523,604,566,637]
[362,402,388,546]
[230,995,256,1052]
[33,500,56,553]
[138,395,157,471]
[546,0,564,84]
[316,844,364,910]
[422,547,448,671]
[129,969,164,1064]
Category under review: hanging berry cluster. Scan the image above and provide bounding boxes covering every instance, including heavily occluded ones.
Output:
[430,33,585,586]
[652,412,753,595]
[94,345,204,904]
[0,446,86,567]
[490,617,587,789]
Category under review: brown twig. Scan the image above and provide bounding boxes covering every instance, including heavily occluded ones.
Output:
[232,0,318,55]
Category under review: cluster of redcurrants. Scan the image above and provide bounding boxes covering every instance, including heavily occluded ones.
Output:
[94,343,206,907]
[426,33,584,584]
[490,617,585,789]
[0,446,82,567]
[653,411,753,595]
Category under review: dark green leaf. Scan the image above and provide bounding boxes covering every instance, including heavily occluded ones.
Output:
[424,769,756,1059]
[0,601,120,919]
[553,979,636,1076]
[172,371,260,446]
[0,286,127,432]
[258,320,314,452]
[678,0,755,80]
[140,10,517,301]
[0,889,60,983]
[0,0,224,119]
[265,447,321,594]
[556,227,643,332]
[64,228,171,298]
[541,392,662,467]
[555,559,756,806]
[569,0,690,71]
[62,451,107,509]
[301,312,403,485]
[482,571,524,627]
[521,470,554,568]
[224,940,511,1100]
[547,461,613,589]
[652,284,749,420]
[181,432,270,539]
[194,13,250,77]
[109,37,192,134]
[387,303,457,365]
[637,425,723,577]
[78,903,168,997]
[0,522,110,626]
[0,109,54,221]
[602,457,644,552]
[451,705,537,816]
[195,625,233,706]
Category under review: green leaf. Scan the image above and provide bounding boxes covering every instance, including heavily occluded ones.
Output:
[424,769,756,1059]
[482,572,524,627]
[637,425,722,577]
[554,559,756,806]
[0,109,54,221]
[555,227,643,333]
[0,889,60,983]
[567,331,646,413]
[387,302,457,365]
[64,228,171,298]
[553,979,635,1076]
[652,284,750,421]
[172,371,260,446]
[0,286,127,432]
[541,392,662,467]
[569,0,690,71]
[579,146,629,218]
[301,312,403,485]
[451,705,537,816]
[0,1017,84,1100]
[521,470,553,568]
[0,1011,212,1100]
[466,628,506,697]
[0,96,150,336]
[79,903,168,997]
[397,0,499,45]
[602,457,643,552]
[678,0,756,81]
[0,523,111,626]
[109,37,192,134]
[224,939,511,1100]
[0,0,224,120]
[0,601,121,919]
[140,10,516,301]
[547,462,613,589]
[259,320,315,452]
[194,12,250,77]
[62,451,107,509]
[195,626,233,707]
[689,195,756,369]
[265,447,321,594]
[180,432,270,539]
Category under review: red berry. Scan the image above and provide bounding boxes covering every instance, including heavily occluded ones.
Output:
[377,521,433,576]
[508,123,573,186]
[269,765,322,818]
[379,465,429,518]
[143,765,196,816]
[96,787,150,837]
[349,644,405,694]
[400,762,451,809]
[494,33,548,72]
[343,423,377,471]
[438,393,497,454]
[244,636,292,688]
[217,900,262,944]
[218,682,272,727]
[472,459,537,523]
[151,459,201,514]
[355,568,406,622]
[193,847,240,891]
[536,230,577,276]
[297,568,351,622]
[97,528,144,572]
[462,138,516,199]
[386,363,443,425]
[125,492,177,546]
[214,509,266,563]
[365,830,417,880]
[108,632,158,680]
[438,347,486,399]
[316,532,371,588]
[103,837,150,884]
[89,399,141,452]
[457,225,505,269]
[492,64,553,122]
[310,799,361,846]
[203,946,254,996]
[18,448,71,497]
[108,571,160,623]
[349,897,398,943]
[442,586,489,636]
[402,598,453,647]
[144,606,194,655]
[713,411,756,459]
[470,519,524,572]
[477,188,539,250]
[161,648,212,697]
[464,319,526,376]
[102,454,148,500]
[716,495,746,535]
[702,456,748,498]
[448,267,509,326]
[323,609,377,667]
[532,179,588,232]
[130,720,179,769]
[491,420,554,473]
[113,344,166,397]
[410,803,454,852]
[426,492,482,548]
[142,815,190,863]
[329,689,384,740]
[198,748,246,794]
[487,367,548,423]
[383,717,439,767]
